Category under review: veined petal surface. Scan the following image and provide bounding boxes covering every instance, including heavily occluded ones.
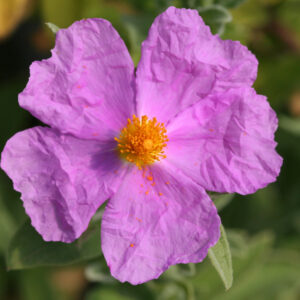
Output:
[136,6,258,124]
[1,127,127,242]
[19,19,135,140]
[101,163,220,284]
[166,87,283,195]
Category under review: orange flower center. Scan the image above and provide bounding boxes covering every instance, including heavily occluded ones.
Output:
[115,115,168,169]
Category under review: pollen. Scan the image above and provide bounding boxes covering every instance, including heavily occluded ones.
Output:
[115,115,168,169]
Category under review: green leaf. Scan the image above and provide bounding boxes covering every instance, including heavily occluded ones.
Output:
[208,224,233,290]
[214,194,234,211]
[279,115,300,136]
[0,191,17,253]
[189,230,300,300]
[45,22,60,34]
[85,259,115,283]
[6,219,102,270]
[122,14,154,66]
[208,192,234,211]
[198,5,232,35]
[198,5,232,23]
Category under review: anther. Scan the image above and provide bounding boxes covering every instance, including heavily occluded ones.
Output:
[115,115,168,168]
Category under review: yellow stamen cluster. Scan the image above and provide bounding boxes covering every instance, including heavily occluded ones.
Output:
[115,115,168,169]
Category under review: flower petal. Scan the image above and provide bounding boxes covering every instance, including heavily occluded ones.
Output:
[135,6,257,124]
[1,127,126,242]
[101,163,220,284]
[166,87,283,195]
[19,19,135,140]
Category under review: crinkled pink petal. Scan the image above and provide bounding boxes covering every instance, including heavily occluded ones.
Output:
[19,19,135,140]
[101,163,220,284]
[1,127,127,242]
[166,87,283,195]
[135,6,257,124]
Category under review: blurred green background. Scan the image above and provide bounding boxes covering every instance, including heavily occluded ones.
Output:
[0,0,300,299]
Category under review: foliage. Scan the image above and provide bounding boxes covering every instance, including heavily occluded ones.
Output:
[208,224,233,290]
[7,218,102,270]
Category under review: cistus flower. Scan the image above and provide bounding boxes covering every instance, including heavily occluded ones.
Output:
[1,7,282,284]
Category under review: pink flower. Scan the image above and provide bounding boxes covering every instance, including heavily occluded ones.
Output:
[0,7,282,284]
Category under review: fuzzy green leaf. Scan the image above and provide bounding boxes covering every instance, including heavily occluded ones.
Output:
[198,5,232,35]
[208,192,234,211]
[45,22,60,34]
[208,224,233,290]
[279,115,300,136]
[6,219,101,270]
